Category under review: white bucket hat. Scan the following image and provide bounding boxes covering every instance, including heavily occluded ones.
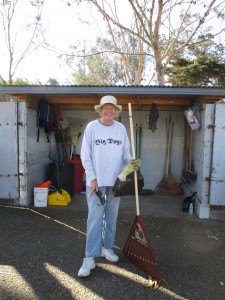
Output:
[94,95,122,114]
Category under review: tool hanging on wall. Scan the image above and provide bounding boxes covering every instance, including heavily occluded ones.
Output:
[148,103,159,132]
[54,123,69,161]
[67,117,87,160]
[65,124,81,160]
[135,122,143,159]
[123,103,164,287]
[154,114,182,195]
[182,122,197,182]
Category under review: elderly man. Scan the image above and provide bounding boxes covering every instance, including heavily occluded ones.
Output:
[78,95,140,277]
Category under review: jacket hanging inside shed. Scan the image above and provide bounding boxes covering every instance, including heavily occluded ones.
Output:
[148,103,159,132]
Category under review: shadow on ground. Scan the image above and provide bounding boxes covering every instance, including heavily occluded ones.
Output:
[0,195,224,300]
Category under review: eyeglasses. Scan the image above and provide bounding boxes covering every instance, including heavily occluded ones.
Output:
[96,190,106,206]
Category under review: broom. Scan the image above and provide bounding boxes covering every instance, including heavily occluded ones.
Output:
[154,114,182,195]
[123,103,164,287]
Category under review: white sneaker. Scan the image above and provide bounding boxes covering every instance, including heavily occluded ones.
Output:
[101,247,119,262]
[78,257,95,277]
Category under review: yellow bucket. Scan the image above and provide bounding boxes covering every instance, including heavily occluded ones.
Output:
[48,189,71,206]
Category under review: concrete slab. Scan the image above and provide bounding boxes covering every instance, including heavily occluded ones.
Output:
[47,193,225,220]
[49,193,189,219]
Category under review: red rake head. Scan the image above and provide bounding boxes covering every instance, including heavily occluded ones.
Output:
[123,215,163,281]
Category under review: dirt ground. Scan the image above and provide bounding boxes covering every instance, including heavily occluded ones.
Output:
[0,198,225,300]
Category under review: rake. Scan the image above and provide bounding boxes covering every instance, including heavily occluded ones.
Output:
[154,114,182,195]
[123,103,164,287]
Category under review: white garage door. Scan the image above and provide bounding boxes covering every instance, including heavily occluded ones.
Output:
[210,102,225,205]
[0,102,19,199]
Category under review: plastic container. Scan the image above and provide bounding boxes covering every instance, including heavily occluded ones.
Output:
[36,180,52,188]
[34,187,48,207]
[189,203,193,215]
[48,162,74,197]
[65,159,84,193]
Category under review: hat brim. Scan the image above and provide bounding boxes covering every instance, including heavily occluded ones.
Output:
[94,103,122,114]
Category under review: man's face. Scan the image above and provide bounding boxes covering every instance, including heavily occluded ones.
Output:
[101,104,117,123]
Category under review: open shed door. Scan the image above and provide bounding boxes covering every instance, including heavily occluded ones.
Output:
[0,102,19,199]
[209,102,225,205]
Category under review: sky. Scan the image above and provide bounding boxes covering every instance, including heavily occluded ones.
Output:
[1,0,224,85]
[0,0,101,84]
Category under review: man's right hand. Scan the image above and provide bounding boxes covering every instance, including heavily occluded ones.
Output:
[91,179,98,193]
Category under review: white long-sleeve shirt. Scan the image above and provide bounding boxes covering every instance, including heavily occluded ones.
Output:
[81,119,132,187]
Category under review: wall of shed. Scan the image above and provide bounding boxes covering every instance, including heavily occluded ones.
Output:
[209,102,225,206]
[0,102,19,200]
[0,102,55,206]
[61,109,185,191]
[23,107,56,206]
[183,105,214,218]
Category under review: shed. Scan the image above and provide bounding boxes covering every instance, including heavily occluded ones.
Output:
[1,85,225,219]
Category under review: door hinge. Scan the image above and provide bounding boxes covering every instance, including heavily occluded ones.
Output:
[207,125,215,129]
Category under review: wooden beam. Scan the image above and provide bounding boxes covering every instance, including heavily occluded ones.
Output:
[59,104,188,111]
[205,95,225,100]
[47,96,193,106]
[8,93,221,110]
[8,94,28,101]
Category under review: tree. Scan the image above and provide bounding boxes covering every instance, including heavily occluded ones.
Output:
[46,77,59,85]
[69,0,225,85]
[0,0,46,84]
[12,77,30,85]
[166,55,225,86]
[71,52,126,85]
[165,39,225,86]
[65,37,143,85]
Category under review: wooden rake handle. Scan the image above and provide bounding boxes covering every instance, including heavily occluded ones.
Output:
[128,103,140,216]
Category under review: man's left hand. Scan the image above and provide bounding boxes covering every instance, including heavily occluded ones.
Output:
[118,159,141,181]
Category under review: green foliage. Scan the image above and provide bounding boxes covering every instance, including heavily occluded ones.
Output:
[0,77,44,85]
[0,92,6,102]
[46,78,59,85]
[166,38,225,86]
[166,55,225,86]
[32,79,43,85]
[11,78,30,85]
[67,33,150,85]
[67,38,125,85]
[72,52,126,85]
[75,0,225,85]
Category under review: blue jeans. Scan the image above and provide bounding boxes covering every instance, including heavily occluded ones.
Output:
[85,186,120,258]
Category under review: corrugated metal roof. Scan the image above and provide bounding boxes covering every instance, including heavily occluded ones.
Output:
[1,84,225,96]
[1,85,224,111]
